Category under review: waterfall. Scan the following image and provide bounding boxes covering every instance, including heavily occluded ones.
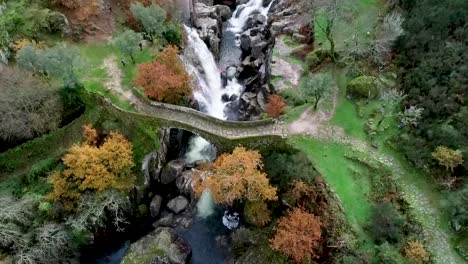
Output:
[228,0,274,33]
[183,0,274,218]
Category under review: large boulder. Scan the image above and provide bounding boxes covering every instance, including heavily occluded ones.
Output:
[160,160,186,184]
[46,11,70,35]
[176,170,194,196]
[122,227,191,264]
[150,195,163,218]
[215,5,232,21]
[346,75,379,99]
[167,196,189,214]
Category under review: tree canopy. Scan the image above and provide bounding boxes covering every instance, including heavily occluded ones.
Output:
[194,147,277,206]
[48,125,135,210]
[134,45,190,104]
[270,207,322,263]
[0,67,62,145]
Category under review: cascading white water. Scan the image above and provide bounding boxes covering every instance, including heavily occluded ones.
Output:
[183,0,275,218]
[228,0,274,33]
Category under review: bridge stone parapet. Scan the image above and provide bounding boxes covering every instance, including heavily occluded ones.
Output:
[92,92,288,152]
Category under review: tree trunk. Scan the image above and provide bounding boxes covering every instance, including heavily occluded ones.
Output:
[130,54,135,64]
[314,99,319,110]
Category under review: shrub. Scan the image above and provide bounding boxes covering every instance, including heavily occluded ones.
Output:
[270,207,322,263]
[305,52,320,68]
[346,76,379,99]
[432,146,464,172]
[266,94,286,118]
[244,201,271,227]
[130,2,166,41]
[375,242,406,264]
[447,185,468,231]
[0,67,63,143]
[263,150,317,191]
[369,202,404,244]
[404,240,430,263]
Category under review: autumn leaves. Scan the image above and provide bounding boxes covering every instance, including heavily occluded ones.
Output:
[48,125,135,210]
[193,146,323,263]
[134,45,191,105]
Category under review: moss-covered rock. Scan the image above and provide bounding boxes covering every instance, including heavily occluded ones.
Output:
[346,76,379,99]
[121,227,191,264]
[305,52,320,68]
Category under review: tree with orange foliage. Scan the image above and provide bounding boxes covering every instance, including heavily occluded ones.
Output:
[286,180,316,207]
[270,207,322,263]
[82,124,98,145]
[48,126,135,210]
[266,94,286,118]
[134,45,190,104]
[194,147,277,206]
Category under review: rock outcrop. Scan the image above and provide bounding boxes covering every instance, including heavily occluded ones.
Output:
[150,195,163,218]
[194,1,232,59]
[160,159,186,184]
[230,10,275,120]
[121,227,192,264]
[167,196,189,214]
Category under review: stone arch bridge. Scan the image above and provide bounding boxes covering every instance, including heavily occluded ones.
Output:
[101,95,288,152]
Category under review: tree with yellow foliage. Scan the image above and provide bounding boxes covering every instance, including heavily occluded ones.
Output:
[48,125,135,210]
[404,240,430,263]
[194,147,277,206]
[432,146,464,172]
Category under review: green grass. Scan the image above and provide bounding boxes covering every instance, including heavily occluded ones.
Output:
[76,42,155,111]
[289,137,374,250]
[119,48,154,87]
[330,70,367,139]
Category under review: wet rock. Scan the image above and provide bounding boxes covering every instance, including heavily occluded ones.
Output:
[215,5,232,21]
[226,66,237,79]
[167,196,189,214]
[236,0,249,5]
[161,160,186,184]
[240,34,251,52]
[229,94,238,101]
[150,195,163,218]
[176,170,194,195]
[121,227,191,264]
[270,20,289,35]
[256,90,266,111]
[221,94,230,102]
[252,41,268,59]
[154,213,175,228]
[263,0,274,7]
